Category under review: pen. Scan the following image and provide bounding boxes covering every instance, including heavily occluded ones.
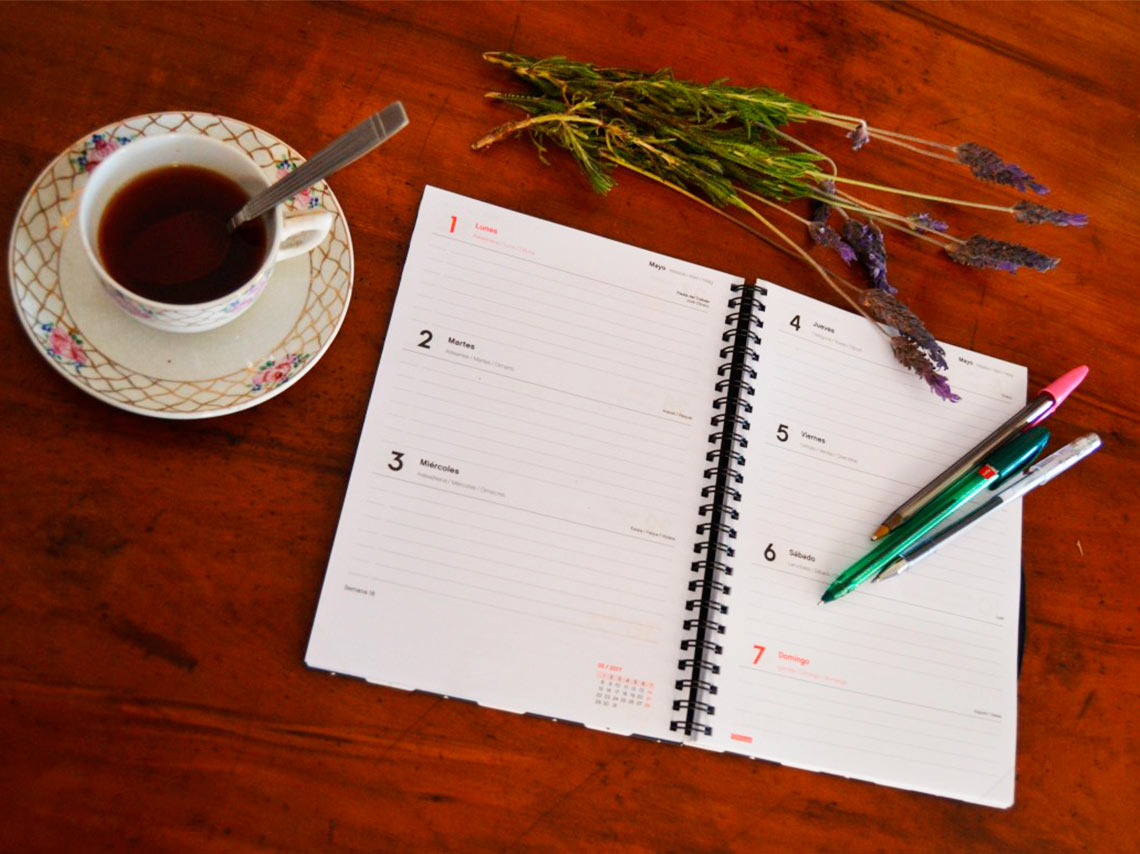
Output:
[873,432,1102,583]
[870,365,1088,541]
[821,426,1050,604]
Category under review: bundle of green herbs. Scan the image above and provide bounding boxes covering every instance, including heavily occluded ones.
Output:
[472,52,1087,401]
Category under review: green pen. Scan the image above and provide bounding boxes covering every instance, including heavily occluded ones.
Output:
[820,425,1051,604]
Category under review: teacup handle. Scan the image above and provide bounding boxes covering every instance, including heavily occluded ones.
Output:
[276,212,334,261]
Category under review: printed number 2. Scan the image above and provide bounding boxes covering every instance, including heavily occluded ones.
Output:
[752,645,766,664]
[418,330,433,349]
[388,451,405,471]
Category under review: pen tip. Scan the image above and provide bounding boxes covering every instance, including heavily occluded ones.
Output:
[871,524,890,541]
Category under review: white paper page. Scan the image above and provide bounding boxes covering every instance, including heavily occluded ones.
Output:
[307,187,735,737]
[708,283,1027,806]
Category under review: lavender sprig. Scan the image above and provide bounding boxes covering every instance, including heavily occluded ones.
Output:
[808,183,856,263]
[947,235,1059,273]
[809,222,857,264]
[1012,201,1088,227]
[907,212,949,233]
[956,142,1049,195]
[847,120,870,151]
[890,336,961,402]
[860,289,948,369]
[843,221,893,293]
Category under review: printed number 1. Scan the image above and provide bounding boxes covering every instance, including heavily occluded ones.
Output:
[752,645,766,664]
[449,215,457,233]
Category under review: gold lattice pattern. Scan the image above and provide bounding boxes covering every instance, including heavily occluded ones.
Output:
[8,112,354,416]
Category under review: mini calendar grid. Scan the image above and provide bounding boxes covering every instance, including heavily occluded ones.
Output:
[595,667,654,709]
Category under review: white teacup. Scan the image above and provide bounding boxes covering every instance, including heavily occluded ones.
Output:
[79,133,333,333]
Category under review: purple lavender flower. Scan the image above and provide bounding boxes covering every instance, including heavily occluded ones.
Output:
[842,220,893,293]
[907,212,949,233]
[1012,201,1088,227]
[807,181,856,263]
[956,142,1049,195]
[847,121,870,151]
[809,222,857,264]
[862,289,948,369]
[890,336,960,402]
[947,235,1059,273]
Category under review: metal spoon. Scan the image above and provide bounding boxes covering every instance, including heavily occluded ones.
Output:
[228,101,409,232]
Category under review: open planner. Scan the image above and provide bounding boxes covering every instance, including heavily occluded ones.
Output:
[307,186,1027,807]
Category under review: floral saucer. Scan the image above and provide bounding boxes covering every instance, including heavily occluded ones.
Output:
[8,112,353,419]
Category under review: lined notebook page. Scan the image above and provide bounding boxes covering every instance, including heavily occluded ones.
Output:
[307,187,733,735]
[709,283,1026,807]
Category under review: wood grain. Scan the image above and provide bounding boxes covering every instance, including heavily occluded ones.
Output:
[1,2,1137,851]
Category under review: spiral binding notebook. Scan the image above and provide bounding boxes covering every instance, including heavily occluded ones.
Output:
[307,186,1028,807]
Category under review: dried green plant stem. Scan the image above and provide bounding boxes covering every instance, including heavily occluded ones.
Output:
[604,151,872,315]
[817,189,961,248]
[818,173,1018,214]
[474,52,1083,400]
[812,111,960,159]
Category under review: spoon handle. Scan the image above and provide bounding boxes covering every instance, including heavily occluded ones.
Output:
[229,101,409,231]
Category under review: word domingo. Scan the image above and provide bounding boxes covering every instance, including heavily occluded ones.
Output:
[778,651,810,667]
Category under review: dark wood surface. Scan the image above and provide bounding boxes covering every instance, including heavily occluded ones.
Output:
[2,2,1138,851]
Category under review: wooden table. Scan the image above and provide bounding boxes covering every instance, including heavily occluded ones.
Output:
[2,3,1137,851]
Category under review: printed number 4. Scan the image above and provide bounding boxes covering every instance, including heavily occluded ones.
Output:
[752,645,766,665]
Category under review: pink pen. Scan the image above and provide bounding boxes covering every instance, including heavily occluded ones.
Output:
[870,365,1089,540]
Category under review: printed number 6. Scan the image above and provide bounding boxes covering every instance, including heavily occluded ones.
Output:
[764,543,776,561]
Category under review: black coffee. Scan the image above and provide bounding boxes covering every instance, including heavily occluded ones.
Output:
[98,165,269,304]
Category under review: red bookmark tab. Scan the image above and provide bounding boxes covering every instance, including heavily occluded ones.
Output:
[979,464,998,479]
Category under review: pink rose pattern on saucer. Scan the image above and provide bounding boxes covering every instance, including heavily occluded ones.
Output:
[250,353,311,392]
[41,322,90,371]
[9,112,353,418]
[69,133,138,174]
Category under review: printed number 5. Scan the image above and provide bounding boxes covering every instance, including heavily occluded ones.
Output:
[776,424,789,442]
[388,451,405,471]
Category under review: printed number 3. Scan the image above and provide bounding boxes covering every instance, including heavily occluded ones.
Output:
[388,451,405,471]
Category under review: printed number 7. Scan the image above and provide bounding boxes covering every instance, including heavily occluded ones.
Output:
[752,645,766,665]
